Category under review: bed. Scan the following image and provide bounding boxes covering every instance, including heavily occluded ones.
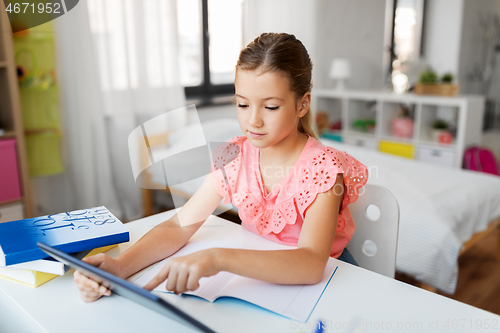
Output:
[141,118,500,294]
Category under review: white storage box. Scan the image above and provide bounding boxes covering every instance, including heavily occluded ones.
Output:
[344,137,378,150]
[417,146,456,168]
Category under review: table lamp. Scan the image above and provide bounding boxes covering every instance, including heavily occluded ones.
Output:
[329,58,351,90]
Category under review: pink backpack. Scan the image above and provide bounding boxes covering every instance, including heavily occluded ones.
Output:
[463,146,500,176]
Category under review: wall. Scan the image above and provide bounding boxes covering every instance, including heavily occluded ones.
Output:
[422,0,464,76]
[239,0,387,91]
[243,0,318,87]
[458,0,500,94]
[315,0,387,90]
[458,0,500,126]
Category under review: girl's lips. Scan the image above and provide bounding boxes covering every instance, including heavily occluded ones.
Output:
[249,131,265,138]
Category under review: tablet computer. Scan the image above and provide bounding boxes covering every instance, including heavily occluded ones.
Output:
[37,242,215,333]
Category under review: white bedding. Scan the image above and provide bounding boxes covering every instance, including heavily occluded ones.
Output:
[150,119,500,294]
[320,139,500,294]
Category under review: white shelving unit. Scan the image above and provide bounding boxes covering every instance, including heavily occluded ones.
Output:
[312,89,485,168]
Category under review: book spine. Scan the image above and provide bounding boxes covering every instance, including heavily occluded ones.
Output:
[5,232,129,266]
[0,244,118,287]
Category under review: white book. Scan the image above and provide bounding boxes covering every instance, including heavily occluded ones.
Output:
[132,241,338,323]
[7,257,69,275]
[2,245,117,276]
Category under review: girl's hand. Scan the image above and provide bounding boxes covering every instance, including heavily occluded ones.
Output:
[143,248,222,295]
[73,253,121,303]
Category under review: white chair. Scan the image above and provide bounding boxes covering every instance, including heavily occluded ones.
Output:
[346,184,400,278]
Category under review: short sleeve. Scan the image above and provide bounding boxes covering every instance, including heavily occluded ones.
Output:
[339,151,369,210]
[295,146,368,219]
[211,136,247,205]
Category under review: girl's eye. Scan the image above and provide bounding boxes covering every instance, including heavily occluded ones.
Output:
[237,104,279,110]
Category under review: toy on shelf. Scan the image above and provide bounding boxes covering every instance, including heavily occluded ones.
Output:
[352,119,376,133]
[15,48,56,90]
[315,111,329,135]
[391,104,414,139]
[316,112,343,142]
[330,120,342,130]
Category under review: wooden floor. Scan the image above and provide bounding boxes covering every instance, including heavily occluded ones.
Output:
[396,229,500,315]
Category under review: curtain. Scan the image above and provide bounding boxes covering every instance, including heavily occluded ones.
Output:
[47,0,186,220]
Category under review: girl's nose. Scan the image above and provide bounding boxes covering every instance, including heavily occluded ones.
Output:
[249,107,263,128]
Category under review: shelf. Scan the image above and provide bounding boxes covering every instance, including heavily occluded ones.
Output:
[417,140,456,149]
[1,12,33,218]
[313,90,485,169]
[0,131,16,138]
[13,34,54,42]
[344,131,376,139]
[0,198,23,207]
[25,128,60,136]
[19,84,58,92]
[379,136,415,144]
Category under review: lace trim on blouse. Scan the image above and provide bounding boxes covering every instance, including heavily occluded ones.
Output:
[212,136,368,235]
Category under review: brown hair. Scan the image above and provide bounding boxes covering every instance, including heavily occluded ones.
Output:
[236,32,317,139]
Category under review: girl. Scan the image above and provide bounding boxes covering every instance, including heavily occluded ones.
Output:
[75,32,368,302]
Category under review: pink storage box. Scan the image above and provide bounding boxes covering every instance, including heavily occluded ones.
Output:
[0,139,22,203]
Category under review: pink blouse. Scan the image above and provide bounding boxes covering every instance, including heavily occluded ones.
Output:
[211,135,368,258]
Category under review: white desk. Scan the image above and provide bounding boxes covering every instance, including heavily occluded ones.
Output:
[1,210,499,333]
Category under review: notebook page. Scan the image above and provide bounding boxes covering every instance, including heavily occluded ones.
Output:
[215,260,338,322]
[132,241,244,301]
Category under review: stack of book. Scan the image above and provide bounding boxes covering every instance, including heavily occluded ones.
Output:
[0,206,129,287]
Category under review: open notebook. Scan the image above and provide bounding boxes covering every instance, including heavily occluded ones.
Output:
[132,241,338,322]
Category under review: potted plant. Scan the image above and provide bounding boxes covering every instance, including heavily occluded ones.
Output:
[429,119,450,143]
[419,70,438,84]
[441,72,454,83]
[414,70,459,96]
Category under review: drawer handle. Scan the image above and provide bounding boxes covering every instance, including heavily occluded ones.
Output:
[431,150,441,157]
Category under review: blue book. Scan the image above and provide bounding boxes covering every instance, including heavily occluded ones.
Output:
[0,206,129,266]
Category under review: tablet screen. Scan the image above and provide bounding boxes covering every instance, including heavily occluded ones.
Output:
[37,242,215,333]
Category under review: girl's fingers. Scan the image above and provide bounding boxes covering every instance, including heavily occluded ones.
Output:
[143,265,171,291]
[175,268,189,294]
[74,271,98,289]
[186,271,201,291]
[166,269,178,293]
[74,270,111,295]
[82,253,107,266]
[98,285,112,296]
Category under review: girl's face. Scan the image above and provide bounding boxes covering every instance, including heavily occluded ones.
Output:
[234,68,310,149]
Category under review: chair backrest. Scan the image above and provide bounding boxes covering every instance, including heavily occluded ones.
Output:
[346,184,400,278]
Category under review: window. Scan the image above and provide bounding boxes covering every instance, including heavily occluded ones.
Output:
[177,0,244,101]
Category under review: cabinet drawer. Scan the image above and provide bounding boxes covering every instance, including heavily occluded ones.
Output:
[0,203,24,223]
[0,139,22,202]
[344,137,378,150]
[379,141,414,159]
[417,147,456,168]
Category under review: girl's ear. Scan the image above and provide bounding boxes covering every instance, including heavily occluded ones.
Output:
[298,92,311,118]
